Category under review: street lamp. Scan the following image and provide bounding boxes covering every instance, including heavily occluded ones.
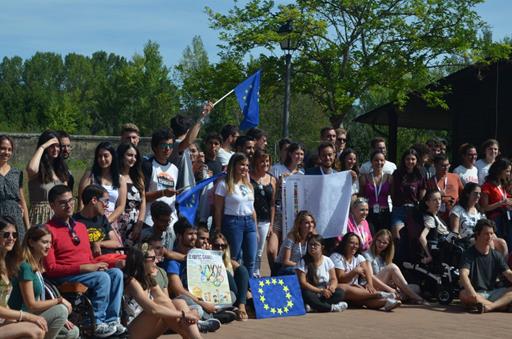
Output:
[278,20,298,138]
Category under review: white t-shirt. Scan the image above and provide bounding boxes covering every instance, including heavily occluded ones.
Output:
[449,205,484,238]
[423,214,449,235]
[144,159,179,226]
[217,148,234,167]
[297,256,334,289]
[363,250,386,275]
[330,252,366,285]
[360,160,397,175]
[453,165,478,186]
[215,180,255,216]
[475,159,491,185]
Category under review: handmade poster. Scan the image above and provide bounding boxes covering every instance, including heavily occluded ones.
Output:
[186,249,232,306]
[282,171,352,238]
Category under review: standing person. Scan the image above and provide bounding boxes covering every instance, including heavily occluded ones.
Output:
[426,155,464,223]
[459,219,512,313]
[476,139,500,185]
[56,131,74,192]
[250,150,276,277]
[0,135,30,239]
[360,137,397,175]
[296,234,347,313]
[390,149,426,241]
[0,216,48,339]
[453,143,479,185]
[335,128,348,156]
[274,211,317,275]
[271,138,292,172]
[271,142,305,179]
[344,198,373,251]
[339,148,360,196]
[305,142,337,175]
[479,159,512,248]
[214,153,257,277]
[9,226,79,339]
[359,150,392,231]
[77,142,127,226]
[117,142,146,243]
[319,127,336,144]
[234,136,256,162]
[27,131,70,226]
[217,125,239,168]
[203,133,223,176]
[120,123,141,146]
[246,127,268,151]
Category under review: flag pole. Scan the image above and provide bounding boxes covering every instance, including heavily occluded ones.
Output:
[212,89,234,107]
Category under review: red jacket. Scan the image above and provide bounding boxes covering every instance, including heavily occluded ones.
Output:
[43,217,95,279]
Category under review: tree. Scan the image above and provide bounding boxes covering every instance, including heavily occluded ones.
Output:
[206,0,492,127]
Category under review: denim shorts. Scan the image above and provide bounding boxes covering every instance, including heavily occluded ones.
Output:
[478,287,509,302]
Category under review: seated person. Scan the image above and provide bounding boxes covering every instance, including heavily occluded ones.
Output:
[296,234,347,313]
[43,185,125,338]
[459,219,512,313]
[73,185,122,259]
[146,235,171,293]
[418,190,450,265]
[195,226,212,250]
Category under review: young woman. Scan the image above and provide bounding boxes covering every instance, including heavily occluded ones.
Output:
[296,234,347,313]
[274,211,317,275]
[0,216,47,339]
[344,198,373,252]
[418,190,450,265]
[476,139,499,185]
[391,148,426,240]
[117,142,146,244]
[330,232,401,311]
[270,142,305,179]
[212,233,249,321]
[359,150,392,232]
[0,135,30,240]
[9,226,79,339]
[453,143,479,185]
[339,148,359,196]
[479,159,512,248]
[27,131,70,225]
[124,246,201,339]
[364,229,425,304]
[450,182,508,255]
[78,142,127,225]
[214,153,258,277]
[250,150,276,277]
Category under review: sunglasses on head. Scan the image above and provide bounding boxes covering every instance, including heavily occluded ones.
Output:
[2,231,17,239]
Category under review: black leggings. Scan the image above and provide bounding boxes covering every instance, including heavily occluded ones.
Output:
[302,288,345,312]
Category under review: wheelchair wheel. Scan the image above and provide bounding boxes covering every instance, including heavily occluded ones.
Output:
[437,287,453,305]
[66,293,96,338]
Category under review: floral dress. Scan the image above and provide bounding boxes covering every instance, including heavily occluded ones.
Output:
[117,182,142,244]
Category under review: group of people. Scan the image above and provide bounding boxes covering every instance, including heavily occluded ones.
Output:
[1,107,512,338]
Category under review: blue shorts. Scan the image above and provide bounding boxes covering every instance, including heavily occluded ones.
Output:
[478,287,510,302]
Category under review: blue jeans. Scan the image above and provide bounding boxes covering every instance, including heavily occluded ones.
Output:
[53,268,123,324]
[222,215,257,277]
[227,265,249,306]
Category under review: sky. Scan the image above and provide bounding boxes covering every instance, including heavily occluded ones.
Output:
[0,0,510,68]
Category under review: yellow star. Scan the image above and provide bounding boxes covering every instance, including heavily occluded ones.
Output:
[287,301,294,307]
[263,304,269,310]
[270,308,276,314]
[278,279,284,285]
[258,288,263,294]
[259,281,264,287]
[283,286,289,292]
[284,307,289,313]
[277,308,283,315]
[259,295,266,303]
[286,293,292,299]
[271,278,277,285]
[265,279,271,285]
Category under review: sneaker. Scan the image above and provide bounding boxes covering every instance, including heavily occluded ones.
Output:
[108,321,127,335]
[212,310,236,324]
[197,318,221,333]
[94,323,117,338]
[378,291,396,299]
[330,302,349,312]
[305,304,312,313]
[383,298,402,312]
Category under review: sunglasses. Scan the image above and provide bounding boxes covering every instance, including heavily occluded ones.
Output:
[337,138,347,143]
[2,231,18,239]
[66,224,80,246]
[145,256,156,262]
[213,243,226,250]
[159,143,173,150]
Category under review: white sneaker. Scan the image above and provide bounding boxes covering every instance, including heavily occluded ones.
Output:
[330,302,349,312]
[305,304,312,313]
[383,298,402,311]
[108,321,127,335]
[378,291,396,299]
[94,323,117,338]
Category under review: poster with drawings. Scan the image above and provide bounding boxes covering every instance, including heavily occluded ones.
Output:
[187,249,232,306]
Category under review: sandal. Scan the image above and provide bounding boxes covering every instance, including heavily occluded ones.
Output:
[236,308,249,321]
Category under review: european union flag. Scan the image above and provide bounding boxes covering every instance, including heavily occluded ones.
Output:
[176,173,226,224]
[249,275,306,319]
[234,70,261,130]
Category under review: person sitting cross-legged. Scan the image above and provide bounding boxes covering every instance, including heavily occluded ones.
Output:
[459,218,512,313]
[42,185,125,338]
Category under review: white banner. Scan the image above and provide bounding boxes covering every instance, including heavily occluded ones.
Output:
[186,249,232,306]
[282,171,352,238]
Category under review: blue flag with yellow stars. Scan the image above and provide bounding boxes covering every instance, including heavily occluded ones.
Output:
[234,69,261,131]
[249,275,306,319]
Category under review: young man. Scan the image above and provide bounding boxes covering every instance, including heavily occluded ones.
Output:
[43,185,125,337]
[195,226,211,250]
[319,126,336,144]
[120,123,141,146]
[459,219,512,313]
[246,127,268,151]
[335,128,348,155]
[203,132,223,176]
[306,142,337,175]
[57,130,74,191]
[217,124,239,167]
[73,184,122,256]
[142,128,179,232]
[360,137,397,175]
[234,135,255,161]
[164,217,222,332]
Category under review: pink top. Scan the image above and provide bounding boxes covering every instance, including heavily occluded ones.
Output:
[346,216,373,251]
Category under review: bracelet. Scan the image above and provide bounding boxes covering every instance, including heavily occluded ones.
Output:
[18,310,23,322]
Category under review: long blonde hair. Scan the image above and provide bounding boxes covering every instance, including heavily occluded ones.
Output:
[370,229,394,265]
[21,225,52,273]
[225,152,253,194]
[212,233,234,274]
[288,210,316,243]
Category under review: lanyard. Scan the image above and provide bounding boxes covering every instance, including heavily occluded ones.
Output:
[351,216,366,245]
[434,175,448,194]
[371,173,384,202]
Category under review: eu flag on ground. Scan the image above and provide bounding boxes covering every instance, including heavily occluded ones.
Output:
[234,70,261,130]
[176,172,226,224]
[249,275,306,319]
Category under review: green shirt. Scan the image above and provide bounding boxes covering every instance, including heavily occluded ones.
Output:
[8,261,43,311]
[154,266,168,291]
